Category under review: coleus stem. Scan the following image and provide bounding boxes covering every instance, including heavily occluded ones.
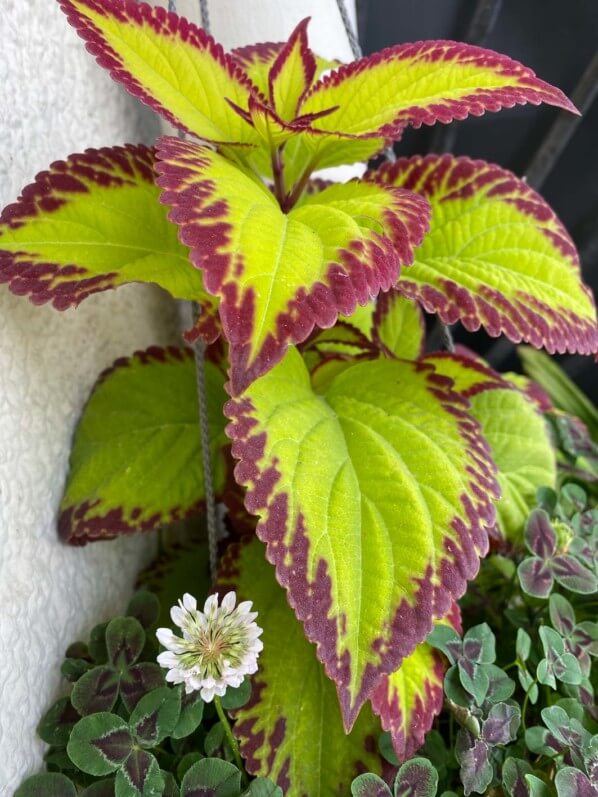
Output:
[281,156,320,212]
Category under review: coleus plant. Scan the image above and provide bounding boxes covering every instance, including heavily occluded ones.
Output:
[2,1,598,794]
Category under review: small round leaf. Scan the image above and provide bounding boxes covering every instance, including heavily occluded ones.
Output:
[67,713,133,776]
[15,773,77,797]
[181,758,242,797]
[106,617,146,671]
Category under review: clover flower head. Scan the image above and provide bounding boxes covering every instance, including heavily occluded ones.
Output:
[156,591,263,702]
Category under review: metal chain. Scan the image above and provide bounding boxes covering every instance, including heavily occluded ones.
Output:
[335,0,362,59]
[335,0,395,164]
[168,0,219,581]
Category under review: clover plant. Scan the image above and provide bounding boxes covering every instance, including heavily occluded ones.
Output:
[4,1,598,796]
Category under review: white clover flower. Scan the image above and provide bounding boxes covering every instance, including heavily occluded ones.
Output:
[156,591,263,702]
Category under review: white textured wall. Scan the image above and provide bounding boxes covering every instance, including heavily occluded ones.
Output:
[0,1,174,791]
[0,0,355,791]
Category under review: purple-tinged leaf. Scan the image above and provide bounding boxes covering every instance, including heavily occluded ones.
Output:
[119,663,165,713]
[518,557,554,598]
[115,749,163,797]
[458,660,490,707]
[394,757,439,797]
[67,713,133,776]
[502,757,533,797]
[463,624,495,664]
[106,617,145,671]
[14,773,78,797]
[71,666,120,716]
[525,774,553,797]
[351,773,393,797]
[126,591,160,631]
[171,687,204,739]
[525,510,557,558]
[180,758,242,797]
[426,625,462,665]
[552,554,597,594]
[549,594,576,636]
[555,768,598,797]
[455,731,493,797]
[38,697,80,747]
[129,687,181,748]
[483,664,516,705]
[525,726,560,757]
[481,703,520,746]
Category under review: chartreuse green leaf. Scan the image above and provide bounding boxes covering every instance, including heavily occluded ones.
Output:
[424,353,556,540]
[371,292,426,360]
[225,348,497,729]
[57,0,258,145]
[59,346,227,544]
[370,604,459,760]
[297,40,575,178]
[156,137,429,393]
[15,773,77,797]
[301,40,575,138]
[0,145,216,327]
[217,537,385,796]
[374,155,598,355]
[519,346,598,438]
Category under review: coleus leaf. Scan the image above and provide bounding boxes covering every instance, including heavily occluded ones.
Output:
[157,138,429,392]
[217,538,386,796]
[0,144,215,325]
[423,353,556,540]
[370,604,460,760]
[301,40,576,139]
[231,39,336,102]
[267,19,316,122]
[59,346,228,544]
[225,347,497,728]
[372,155,598,355]
[372,292,426,360]
[519,346,598,439]
[57,0,258,145]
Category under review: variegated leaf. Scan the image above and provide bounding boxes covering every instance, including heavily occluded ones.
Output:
[268,19,316,122]
[156,138,429,392]
[424,353,556,540]
[372,292,426,360]
[60,347,228,544]
[58,0,258,145]
[0,145,216,328]
[301,40,576,139]
[372,155,598,355]
[217,538,386,797]
[225,347,498,728]
[232,39,337,101]
[370,604,460,761]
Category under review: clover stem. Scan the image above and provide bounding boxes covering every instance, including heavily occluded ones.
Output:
[521,677,538,732]
[214,696,247,783]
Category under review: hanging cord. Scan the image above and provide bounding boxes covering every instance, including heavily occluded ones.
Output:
[168,0,219,581]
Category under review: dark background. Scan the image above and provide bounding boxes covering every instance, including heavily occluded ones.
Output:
[356,0,597,399]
